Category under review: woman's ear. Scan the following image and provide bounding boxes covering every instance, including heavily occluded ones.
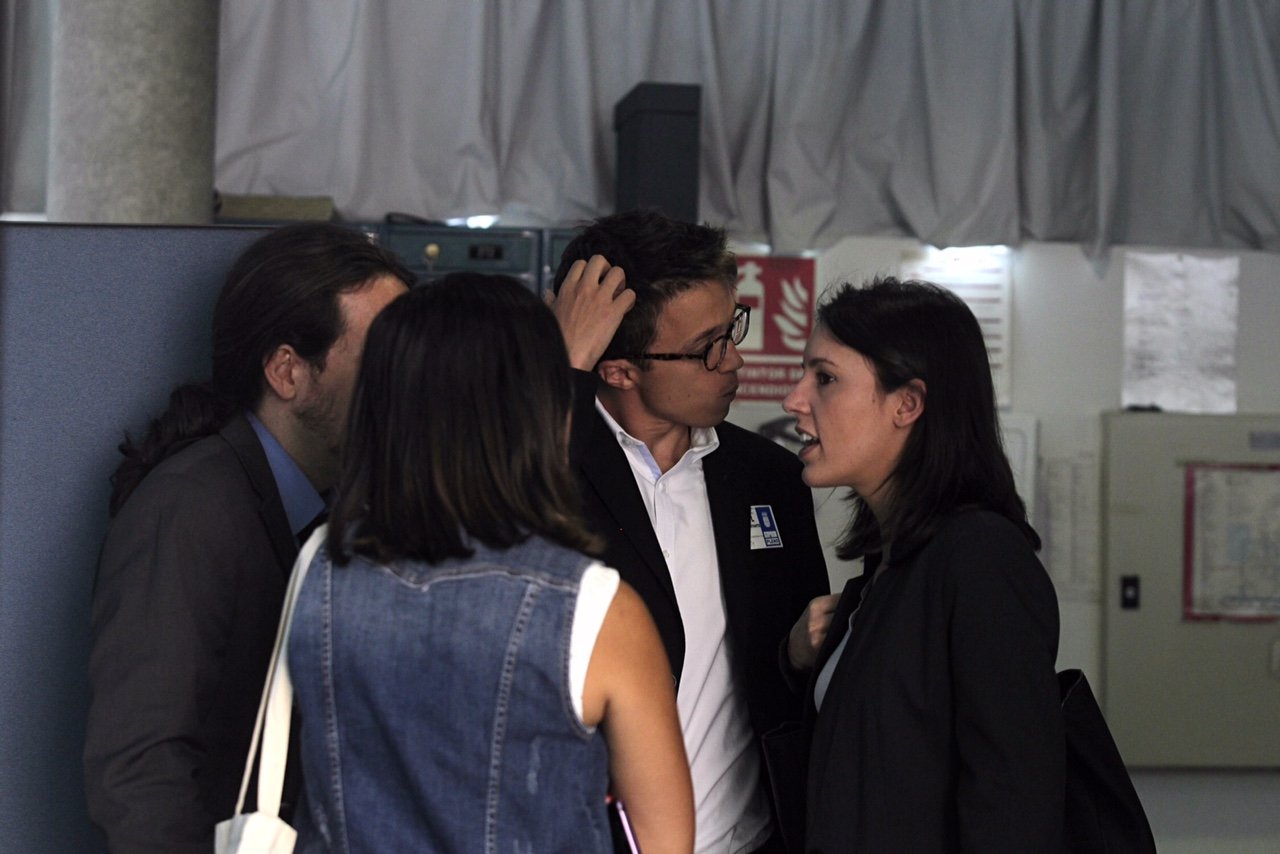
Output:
[893,379,926,427]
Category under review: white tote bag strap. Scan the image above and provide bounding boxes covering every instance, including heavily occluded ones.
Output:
[233,524,328,817]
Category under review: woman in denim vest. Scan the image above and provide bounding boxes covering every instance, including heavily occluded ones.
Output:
[288,273,694,852]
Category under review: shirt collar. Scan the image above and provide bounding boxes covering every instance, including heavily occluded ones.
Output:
[246,411,326,538]
[594,398,719,479]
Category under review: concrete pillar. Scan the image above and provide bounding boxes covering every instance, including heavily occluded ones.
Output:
[47,0,218,223]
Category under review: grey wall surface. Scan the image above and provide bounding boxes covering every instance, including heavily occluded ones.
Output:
[0,223,271,851]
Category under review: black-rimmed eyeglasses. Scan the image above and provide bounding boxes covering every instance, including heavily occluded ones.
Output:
[616,304,750,371]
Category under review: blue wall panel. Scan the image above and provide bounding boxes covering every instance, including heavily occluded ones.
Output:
[0,224,273,852]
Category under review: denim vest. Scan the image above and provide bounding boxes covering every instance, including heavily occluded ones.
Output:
[288,535,612,853]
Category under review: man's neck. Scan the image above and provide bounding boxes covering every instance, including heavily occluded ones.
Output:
[598,391,692,475]
[251,401,335,492]
[245,411,327,538]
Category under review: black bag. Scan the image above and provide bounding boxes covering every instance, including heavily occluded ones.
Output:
[1059,669,1157,853]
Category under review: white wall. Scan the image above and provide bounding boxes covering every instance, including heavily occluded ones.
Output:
[732,236,1280,853]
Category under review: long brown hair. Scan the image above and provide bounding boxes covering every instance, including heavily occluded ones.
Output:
[327,273,597,565]
[820,277,1037,559]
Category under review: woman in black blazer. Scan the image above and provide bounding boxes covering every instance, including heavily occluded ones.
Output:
[783,277,1063,852]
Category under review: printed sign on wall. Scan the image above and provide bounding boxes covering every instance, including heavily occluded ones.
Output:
[734,256,816,401]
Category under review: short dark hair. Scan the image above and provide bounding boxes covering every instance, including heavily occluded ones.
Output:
[109,222,414,515]
[819,276,1037,558]
[327,273,597,565]
[552,209,737,366]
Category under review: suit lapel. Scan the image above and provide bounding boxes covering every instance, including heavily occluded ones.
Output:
[220,414,298,575]
[809,559,902,723]
[701,442,751,627]
[578,413,679,611]
[802,573,871,729]
[814,576,867,674]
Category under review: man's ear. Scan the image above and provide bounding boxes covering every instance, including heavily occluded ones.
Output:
[893,379,926,427]
[262,344,305,402]
[596,358,639,391]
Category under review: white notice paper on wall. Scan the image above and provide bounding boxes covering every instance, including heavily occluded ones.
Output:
[899,246,1013,408]
[1122,251,1239,413]
[998,412,1037,522]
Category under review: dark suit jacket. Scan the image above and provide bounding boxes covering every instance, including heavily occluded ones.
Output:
[569,370,829,744]
[805,510,1064,853]
[84,415,298,854]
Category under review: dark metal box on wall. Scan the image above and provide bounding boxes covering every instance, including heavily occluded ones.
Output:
[541,227,580,293]
[378,223,542,292]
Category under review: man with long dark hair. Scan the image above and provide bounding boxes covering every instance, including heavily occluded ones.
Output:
[83,223,411,854]
[551,209,830,853]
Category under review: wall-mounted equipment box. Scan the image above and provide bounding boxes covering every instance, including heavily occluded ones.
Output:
[1101,410,1280,768]
[540,228,579,293]
[379,223,542,292]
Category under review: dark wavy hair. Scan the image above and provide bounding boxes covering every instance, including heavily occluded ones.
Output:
[108,222,413,516]
[821,276,1038,559]
[552,208,737,367]
[327,273,597,565]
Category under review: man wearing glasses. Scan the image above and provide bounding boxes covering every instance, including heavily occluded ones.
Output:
[552,209,829,854]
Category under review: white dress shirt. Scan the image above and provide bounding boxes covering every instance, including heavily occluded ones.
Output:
[598,402,771,853]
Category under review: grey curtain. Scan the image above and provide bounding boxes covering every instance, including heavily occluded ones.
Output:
[7,1,1279,253]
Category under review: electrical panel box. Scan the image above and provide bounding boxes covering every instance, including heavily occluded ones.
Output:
[379,223,542,292]
[541,228,580,293]
[1101,410,1280,768]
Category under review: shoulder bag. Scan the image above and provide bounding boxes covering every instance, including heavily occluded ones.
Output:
[1059,668,1158,853]
[214,526,326,854]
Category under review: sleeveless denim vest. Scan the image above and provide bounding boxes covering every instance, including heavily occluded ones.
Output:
[288,535,612,853]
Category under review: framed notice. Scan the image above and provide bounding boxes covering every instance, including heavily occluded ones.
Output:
[1183,462,1280,621]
